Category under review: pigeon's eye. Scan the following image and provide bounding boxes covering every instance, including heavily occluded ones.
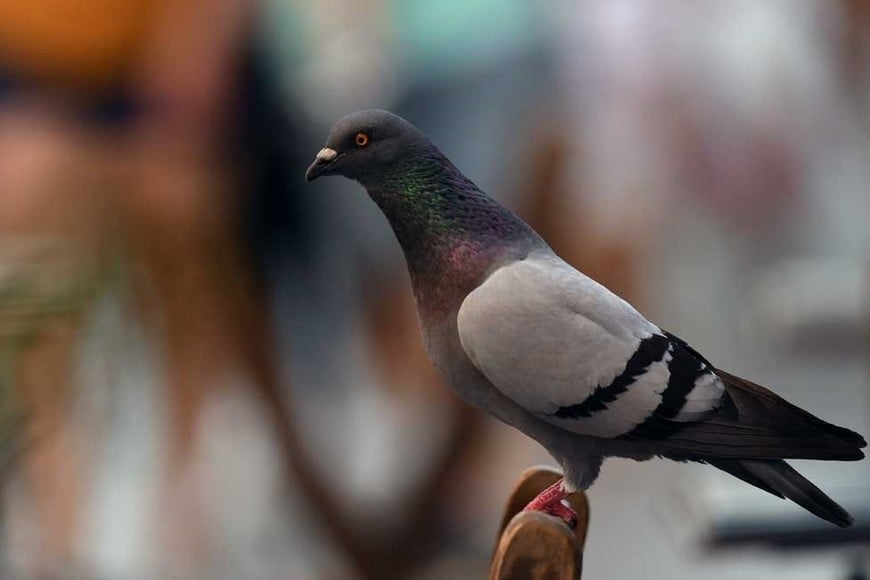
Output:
[354,132,370,147]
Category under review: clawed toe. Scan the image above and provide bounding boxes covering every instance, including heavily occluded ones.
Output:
[522,477,578,529]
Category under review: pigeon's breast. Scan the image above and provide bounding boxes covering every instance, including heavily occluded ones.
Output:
[423,313,571,445]
[409,236,521,320]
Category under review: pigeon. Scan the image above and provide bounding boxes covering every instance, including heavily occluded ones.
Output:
[306,110,866,528]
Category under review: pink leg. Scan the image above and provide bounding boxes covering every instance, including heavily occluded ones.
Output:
[522,477,578,529]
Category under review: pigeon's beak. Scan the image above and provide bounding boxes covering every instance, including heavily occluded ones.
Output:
[305,147,341,182]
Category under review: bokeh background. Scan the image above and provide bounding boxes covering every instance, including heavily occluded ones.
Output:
[0,0,868,578]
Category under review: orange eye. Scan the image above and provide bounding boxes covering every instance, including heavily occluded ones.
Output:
[355,132,370,147]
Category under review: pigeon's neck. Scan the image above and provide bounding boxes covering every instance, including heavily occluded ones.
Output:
[363,153,538,316]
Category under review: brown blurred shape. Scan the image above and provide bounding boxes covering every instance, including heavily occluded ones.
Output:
[519,116,643,306]
[490,467,590,580]
[0,102,114,570]
[842,0,870,93]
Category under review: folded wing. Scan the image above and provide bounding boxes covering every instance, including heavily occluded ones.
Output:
[457,252,724,439]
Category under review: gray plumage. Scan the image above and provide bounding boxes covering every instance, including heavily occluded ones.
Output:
[306,110,866,527]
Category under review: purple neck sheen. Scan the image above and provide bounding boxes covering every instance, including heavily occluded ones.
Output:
[362,149,541,316]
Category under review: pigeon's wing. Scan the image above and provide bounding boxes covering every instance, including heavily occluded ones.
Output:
[457,252,725,438]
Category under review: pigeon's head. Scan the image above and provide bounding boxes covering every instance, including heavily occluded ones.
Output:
[305,110,429,183]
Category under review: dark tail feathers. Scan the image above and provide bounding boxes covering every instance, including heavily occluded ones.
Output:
[657,370,866,461]
[718,370,867,452]
[709,458,854,527]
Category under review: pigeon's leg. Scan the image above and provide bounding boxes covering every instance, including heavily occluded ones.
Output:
[522,477,577,529]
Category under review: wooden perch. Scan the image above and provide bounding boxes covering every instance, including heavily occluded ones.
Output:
[490,467,590,580]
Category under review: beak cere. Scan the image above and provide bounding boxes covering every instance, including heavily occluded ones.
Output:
[315,147,338,163]
[305,147,340,182]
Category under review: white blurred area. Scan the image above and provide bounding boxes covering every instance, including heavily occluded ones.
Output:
[0,0,867,578]
[553,2,870,578]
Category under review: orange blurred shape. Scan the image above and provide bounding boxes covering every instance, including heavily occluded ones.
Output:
[0,0,166,91]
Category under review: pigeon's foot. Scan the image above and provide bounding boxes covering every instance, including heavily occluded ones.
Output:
[522,477,577,529]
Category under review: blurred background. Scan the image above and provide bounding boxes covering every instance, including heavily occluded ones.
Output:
[0,0,868,578]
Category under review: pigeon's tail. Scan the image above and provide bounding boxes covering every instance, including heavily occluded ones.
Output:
[715,369,866,459]
[656,370,866,461]
[707,458,854,527]
[656,370,864,526]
